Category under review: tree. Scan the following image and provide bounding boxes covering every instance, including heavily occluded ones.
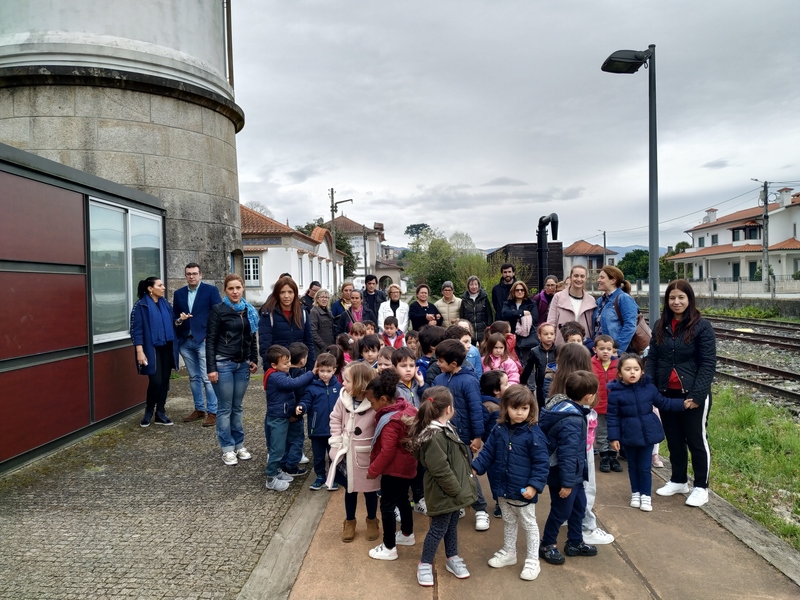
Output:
[674,241,691,254]
[405,228,457,294]
[617,249,650,281]
[244,200,274,219]
[404,223,430,239]
[449,231,478,255]
[295,218,358,278]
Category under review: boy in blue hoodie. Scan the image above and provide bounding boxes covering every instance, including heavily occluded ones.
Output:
[538,370,599,564]
[433,338,490,531]
[263,345,316,492]
[297,353,342,491]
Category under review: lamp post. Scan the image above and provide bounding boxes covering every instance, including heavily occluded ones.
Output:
[329,188,353,293]
[602,44,660,319]
[536,214,559,292]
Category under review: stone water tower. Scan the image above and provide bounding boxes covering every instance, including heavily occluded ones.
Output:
[0,0,245,288]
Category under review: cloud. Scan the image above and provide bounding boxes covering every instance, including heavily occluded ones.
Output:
[701,159,730,170]
[480,177,528,187]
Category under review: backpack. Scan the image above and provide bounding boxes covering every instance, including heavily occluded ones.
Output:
[614,295,652,354]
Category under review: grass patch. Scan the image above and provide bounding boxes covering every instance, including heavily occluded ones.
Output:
[660,384,800,551]
[703,306,780,319]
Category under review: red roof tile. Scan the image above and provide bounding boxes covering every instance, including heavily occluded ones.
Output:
[563,240,618,256]
[240,205,296,235]
[688,203,780,232]
[666,243,761,260]
[770,238,800,250]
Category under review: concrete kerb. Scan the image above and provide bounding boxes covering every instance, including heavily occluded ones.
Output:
[653,458,800,587]
[237,473,332,600]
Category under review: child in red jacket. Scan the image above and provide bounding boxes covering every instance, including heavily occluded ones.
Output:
[591,335,620,473]
[366,369,419,561]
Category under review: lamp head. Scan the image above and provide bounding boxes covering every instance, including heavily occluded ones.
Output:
[601,49,651,74]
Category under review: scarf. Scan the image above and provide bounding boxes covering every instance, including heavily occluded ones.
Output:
[145,294,176,347]
[223,295,260,334]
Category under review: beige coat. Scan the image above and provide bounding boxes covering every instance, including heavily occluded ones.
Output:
[435,296,462,326]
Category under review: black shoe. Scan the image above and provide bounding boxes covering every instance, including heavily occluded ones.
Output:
[493,504,502,518]
[154,412,174,426]
[140,411,153,428]
[282,465,308,476]
[609,455,623,473]
[564,540,598,557]
[599,455,611,473]
[539,543,565,565]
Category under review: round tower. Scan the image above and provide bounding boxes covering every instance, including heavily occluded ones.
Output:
[0,0,245,289]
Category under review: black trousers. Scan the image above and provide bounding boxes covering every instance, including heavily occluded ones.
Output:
[662,390,712,489]
[145,343,173,413]
[380,474,415,548]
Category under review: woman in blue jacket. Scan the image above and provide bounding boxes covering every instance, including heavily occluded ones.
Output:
[130,276,181,427]
[594,266,638,354]
[259,276,316,368]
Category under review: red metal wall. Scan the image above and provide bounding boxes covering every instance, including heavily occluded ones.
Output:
[94,347,148,420]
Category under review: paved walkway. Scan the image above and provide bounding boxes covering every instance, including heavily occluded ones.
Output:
[0,376,299,600]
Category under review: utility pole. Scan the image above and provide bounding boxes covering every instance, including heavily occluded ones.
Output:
[329,188,353,294]
[362,224,368,280]
[600,230,607,268]
[753,179,770,292]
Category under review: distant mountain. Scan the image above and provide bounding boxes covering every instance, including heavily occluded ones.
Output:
[608,245,668,261]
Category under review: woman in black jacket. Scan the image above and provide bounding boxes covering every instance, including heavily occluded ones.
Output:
[206,274,259,467]
[500,280,539,365]
[459,276,493,343]
[309,288,335,356]
[645,279,716,508]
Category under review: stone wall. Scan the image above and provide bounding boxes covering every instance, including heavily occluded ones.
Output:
[0,85,240,291]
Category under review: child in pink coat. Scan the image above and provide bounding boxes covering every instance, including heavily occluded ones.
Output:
[481,332,520,383]
[327,362,381,542]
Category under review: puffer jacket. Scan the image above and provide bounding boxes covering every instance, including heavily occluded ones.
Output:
[520,343,555,407]
[531,291,554,324]
[482,355,520,384]
[480,396,500,442]
[645,317,716,405]
[258,308,315,368]
[368,399,418,479]
[264,368,315,418]
[298,376,342,437]
[410,422,478,516]
[432,368,485,444]
[539,395,590,488]
[500,297,539,333]
[460,288,494,342]
[590,355,618,415]
[547,289,596,346]
[472,422,550,504]
[205,303,259,373]
[309,305,335,357]
[606,376,685,447]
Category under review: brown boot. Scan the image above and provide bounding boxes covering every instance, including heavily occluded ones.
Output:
[342,519,357,543]
[183,410,205,422]
[202,413,217,427]
[366,517,380,541]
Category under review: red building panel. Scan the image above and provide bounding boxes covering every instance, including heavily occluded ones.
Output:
[0,171,85,265]
[94,346,147,420]
[0,357,90,462]
[0,272,88,361]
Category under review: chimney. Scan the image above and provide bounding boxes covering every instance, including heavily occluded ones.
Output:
[705,208,718,223]
[778,187,794,208]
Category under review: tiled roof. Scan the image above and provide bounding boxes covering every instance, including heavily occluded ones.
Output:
[666,243,762,260]
[687,203,780,232]
[563,240,618,256]
[770,237,800,250]
[310,226,329,242]
[240,205,296,235]
[323,215,375,234]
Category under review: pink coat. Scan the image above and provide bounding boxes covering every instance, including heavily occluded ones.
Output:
[546,289,596,346]
[326,390,381,493]
[482,355,520,384]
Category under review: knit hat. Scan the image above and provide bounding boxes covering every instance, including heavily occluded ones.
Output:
[441,281,454,291]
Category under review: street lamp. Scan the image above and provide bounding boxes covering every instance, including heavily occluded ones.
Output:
[329,188,353,293]
[536,214,559,292]
[601,44,660,320]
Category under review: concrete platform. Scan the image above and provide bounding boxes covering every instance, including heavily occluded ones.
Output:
[290,467,799,600]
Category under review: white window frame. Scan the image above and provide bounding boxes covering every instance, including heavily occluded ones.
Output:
[243,256,260,287]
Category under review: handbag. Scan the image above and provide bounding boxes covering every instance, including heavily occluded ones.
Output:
[614,295,652,354]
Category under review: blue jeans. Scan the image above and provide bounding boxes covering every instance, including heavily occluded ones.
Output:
[180,337,218,414]
[212,360,250,452]
[623,444,653,496]
[310,436,330,478]
[282,419,305,467]
[542,483,587,546]
[265,416,289,477]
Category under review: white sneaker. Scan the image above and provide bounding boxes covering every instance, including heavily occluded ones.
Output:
[266,476,290,492]
[656,481,690,496]
[582,527,615,545]
[414,498,428,514]
[459,508,466,519]
[640,495,653,512]
[369,543,398,561]
[236,447,252,460]
[520,558,541,581]
[394,507,402,523]
[222,451,238,466]
[475,511,490,531]
[685,487,709,507]
[630,492,641,508]
[299,453,310,464]
[275,469,293,482]
[395,531,416,546]
[487,549,517,568]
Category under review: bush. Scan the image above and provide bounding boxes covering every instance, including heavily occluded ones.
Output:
[703,306,780,319]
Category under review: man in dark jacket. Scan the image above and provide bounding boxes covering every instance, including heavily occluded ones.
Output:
[491,263,517,316]
[173,262,222,427]
[362,274,387,316]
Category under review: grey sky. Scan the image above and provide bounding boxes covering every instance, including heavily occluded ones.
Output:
[232,1,800,251]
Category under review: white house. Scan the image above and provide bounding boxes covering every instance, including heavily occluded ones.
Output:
[240,205,343,304]
[668,188,800,281]
[563,240,618,276]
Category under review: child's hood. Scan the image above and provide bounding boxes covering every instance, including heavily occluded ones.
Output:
[375,397,416,420]
[339,389,373,414]
[308,376,341,393]
[539,395,590,432]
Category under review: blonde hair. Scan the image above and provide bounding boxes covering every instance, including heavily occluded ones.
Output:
[345,362,377,399]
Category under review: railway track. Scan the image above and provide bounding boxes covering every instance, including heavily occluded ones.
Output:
[716,356,800,403]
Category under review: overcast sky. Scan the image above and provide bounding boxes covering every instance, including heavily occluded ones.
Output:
[231,1,800,251]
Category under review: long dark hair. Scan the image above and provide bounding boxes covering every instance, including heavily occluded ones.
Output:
[262,276,304,328]
[366,369,401,403]
[655,279,702,345]
[548,343,592,397]
[137,277,160,299]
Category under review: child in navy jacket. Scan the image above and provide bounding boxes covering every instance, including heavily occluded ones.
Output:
[263,345,315,492]
[297,353,342,491]
[472,385,550,581]
[607,353,686,512]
